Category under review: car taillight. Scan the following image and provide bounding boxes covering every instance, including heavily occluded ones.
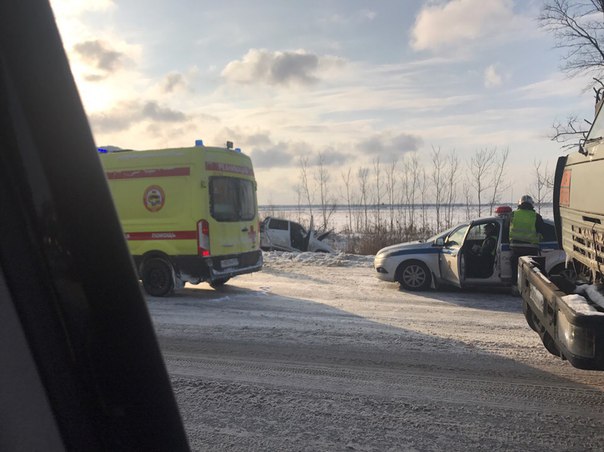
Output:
[197,219,210,256]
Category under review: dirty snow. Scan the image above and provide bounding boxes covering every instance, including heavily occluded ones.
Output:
[563,293,604,316]
[147,251,604,452]
[575,284,604,310]
[261,250,374,267]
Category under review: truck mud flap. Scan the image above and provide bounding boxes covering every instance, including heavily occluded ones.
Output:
[519,256,604,370]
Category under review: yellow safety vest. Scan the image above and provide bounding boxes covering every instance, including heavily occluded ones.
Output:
[510,209,538,245]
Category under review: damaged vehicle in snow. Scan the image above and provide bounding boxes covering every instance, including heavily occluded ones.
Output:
[260,217,334,253]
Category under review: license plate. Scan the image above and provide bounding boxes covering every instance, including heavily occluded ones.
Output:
[222,258,238,268]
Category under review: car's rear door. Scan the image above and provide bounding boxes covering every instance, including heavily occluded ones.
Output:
[266,218,291,249]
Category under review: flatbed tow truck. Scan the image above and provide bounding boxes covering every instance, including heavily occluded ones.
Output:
[519,95,604,370]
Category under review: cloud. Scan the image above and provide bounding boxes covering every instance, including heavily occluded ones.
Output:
[320,9,377,25]
[161,73,186,93]
[250,145,297,168]
[89,100,187,133]
[221,48,345,86]
[141,101,186,122]
[484,64,503,88]
[247,133,273,147]
[410,0,518,53]
[74,40,125,74]
[247,137,352,168]
[357,132,423,159]
[314,148,348,166]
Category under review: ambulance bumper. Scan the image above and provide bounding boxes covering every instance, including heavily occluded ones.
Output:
[172,250,263,282]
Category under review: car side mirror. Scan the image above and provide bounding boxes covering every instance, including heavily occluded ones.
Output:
[434,237,445,246]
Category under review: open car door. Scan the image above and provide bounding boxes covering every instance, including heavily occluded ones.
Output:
[438,224,470,288]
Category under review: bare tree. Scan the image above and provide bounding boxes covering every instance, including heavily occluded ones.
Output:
[358,167,370,231]
[293,184,303,223]
[540,1,604,146]
[314,152,336,231]
[430,146,447,230]
[540,0,604,78]
[418,167,428,232]
[444,151,459,228]
[488,147,510,214]
[298,156,314,218]
[403,153,420,231]
[532,160,555,213]
[385,158,398,232]
[373,157,382,228]
[341,168,354,233]
[468,147,497,216]
[551,113,592,148]
[462,181,473,221]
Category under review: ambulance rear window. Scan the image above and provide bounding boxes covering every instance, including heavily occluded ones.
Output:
[209,177,256,222]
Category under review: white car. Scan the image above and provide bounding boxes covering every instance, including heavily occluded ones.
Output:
[374,214,567,291]
[260,217,334,253]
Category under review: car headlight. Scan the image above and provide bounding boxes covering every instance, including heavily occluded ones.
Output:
[557,314,596,358]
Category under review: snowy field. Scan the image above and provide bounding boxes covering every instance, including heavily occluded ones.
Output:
[147,251,604,451]
[258,204,555,233]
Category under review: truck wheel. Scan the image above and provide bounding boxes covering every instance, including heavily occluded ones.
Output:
[397,261,431,291]
[142,258,174,297]
[209,277,230,289]
[522,302,538,332]
[542,332,561,357]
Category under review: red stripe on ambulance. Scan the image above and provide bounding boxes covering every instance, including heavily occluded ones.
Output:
[106,167,190,180]
[205,161,254,176]
[125,231,197,240]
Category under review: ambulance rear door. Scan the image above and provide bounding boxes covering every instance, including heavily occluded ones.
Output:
[207,173,259,261]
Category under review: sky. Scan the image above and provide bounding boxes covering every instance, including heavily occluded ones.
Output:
[49,0,597,205]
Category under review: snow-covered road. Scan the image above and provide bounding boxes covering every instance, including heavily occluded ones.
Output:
[148,252,604,451]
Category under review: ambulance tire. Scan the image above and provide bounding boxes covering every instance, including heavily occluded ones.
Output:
[142,258,175,297]
[209,277,230,289]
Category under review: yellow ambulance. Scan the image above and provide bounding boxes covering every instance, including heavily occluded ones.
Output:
[99,141,262,296]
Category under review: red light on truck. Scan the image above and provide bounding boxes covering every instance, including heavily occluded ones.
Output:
[495,205,512,216]
[197,219,210,256]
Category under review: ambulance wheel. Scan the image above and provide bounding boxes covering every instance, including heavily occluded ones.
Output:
[209,277,230,289]
[396,260,431,291]
[142,258,174,297]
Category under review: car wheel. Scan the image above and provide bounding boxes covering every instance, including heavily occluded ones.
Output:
[397,261,432,291]
[142,258,174,297]
[209,277,230,289]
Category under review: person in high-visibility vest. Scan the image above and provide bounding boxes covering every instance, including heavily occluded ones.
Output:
[509,195,545,290]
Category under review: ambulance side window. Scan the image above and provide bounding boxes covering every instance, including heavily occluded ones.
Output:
[209,177,256,222]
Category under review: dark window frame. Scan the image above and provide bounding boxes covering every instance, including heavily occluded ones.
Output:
[209,176,256,222]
